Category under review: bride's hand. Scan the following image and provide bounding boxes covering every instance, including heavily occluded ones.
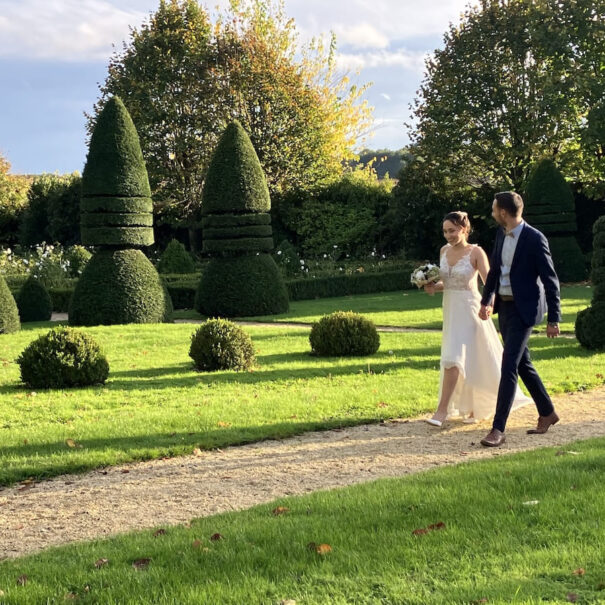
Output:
[479,304,492,320]
[424,283,436,295]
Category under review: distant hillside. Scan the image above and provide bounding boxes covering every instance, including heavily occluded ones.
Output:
[355,148,407,179]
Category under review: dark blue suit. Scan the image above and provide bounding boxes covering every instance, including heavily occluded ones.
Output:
[481,222,561,432]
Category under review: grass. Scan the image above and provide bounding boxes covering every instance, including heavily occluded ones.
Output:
[1,437,604,604]
[173,284,592,333]
[1,320,604,488]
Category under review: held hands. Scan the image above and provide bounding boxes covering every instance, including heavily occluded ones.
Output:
[478,304,492,321]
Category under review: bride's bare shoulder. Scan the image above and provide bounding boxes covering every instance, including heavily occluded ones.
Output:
[440,244,449,255]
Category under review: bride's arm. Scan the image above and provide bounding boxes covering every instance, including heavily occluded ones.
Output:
[424,245,447,295]
[473,246,490,285]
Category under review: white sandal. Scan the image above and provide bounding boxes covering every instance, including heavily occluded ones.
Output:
[425,418,443,427]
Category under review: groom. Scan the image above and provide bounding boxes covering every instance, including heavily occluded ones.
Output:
[478,191,561,447]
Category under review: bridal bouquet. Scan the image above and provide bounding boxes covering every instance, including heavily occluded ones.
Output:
[410,263,440,288]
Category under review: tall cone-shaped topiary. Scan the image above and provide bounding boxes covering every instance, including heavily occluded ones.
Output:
[70,96,172,325]
[524,159,586,282]
[195,121,288,317]
[0,273,20,334]
[576,216,605,349]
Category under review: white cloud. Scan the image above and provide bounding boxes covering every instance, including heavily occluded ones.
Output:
[335,48,427,73]
[332,23,389,49]
[0,0,149,61]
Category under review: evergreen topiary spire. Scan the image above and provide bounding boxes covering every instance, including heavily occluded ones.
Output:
[576,216,605,349]
[196,121,288,317]
[80,96,154,247]
[0,274,20,334]
[524,158,586,282]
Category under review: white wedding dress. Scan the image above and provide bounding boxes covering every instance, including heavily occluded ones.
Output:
[438,245,530,420]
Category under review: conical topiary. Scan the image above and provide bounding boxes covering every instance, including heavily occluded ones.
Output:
[69,96,172,325]
[196,121,288,317]
[16,276,52,322]
[80,96,153,247]
[0,274,20,334]
[158,239,196,274]
[576,216,605,349]
[524,159,587,282]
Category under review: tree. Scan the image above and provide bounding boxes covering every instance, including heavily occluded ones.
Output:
[90,0,371,245]
[0,154,29,246]
[410,0,605,193]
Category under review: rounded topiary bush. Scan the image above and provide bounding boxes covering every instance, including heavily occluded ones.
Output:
[310,311,380,357]
[17,326,109,388]
[575,302,605,350]
[158,239,196,274]
[195,254,289,317]
[16,276,52,322]
[65,245,92,277]
[0,274,20,334]
[69,249,173,326]
[189,319,255,371]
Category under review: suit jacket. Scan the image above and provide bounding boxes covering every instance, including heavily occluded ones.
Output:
[480,222,561,327]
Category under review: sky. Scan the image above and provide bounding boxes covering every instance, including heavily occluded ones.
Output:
[0,0,473,175]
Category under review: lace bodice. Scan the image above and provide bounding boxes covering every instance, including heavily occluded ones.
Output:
[439,245,479,291]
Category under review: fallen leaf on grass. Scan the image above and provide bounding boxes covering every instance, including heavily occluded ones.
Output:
[572,568,586,576]
[470,599,488,604]
[280,600,297,605]
[65,439,82,449]
[427,522,446,530]
[94,558,109,568]
[192,539,203,549]
[566,593,578,603]
[64,592,78,600]
[132,558,151,570]
[412,528,428,535]
[522,500,540,506]
[210,533,223,541]
[272,506,290,516]
[17,574,28,586]
[153,529,166,537]
[314,543,332,555]
[413,522,446,535]
[376,401,389,408]
[217,421,231,428]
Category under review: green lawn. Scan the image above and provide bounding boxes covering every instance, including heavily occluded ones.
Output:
[1,320,603,487]
[1,437,604,604]
[173,284,592,333]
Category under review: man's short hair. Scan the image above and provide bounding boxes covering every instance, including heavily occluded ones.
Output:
[494,191,524,217]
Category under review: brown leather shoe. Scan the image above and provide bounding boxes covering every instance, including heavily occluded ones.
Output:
[527,411,559,434]
[480,429,506,447]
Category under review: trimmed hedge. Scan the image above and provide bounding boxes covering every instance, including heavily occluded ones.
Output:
[17,326,109,388]
[576,216,605,349]
[82,97,151,198]
[189,319,255,371]
[310,311,380,357]
[16,276,52,322]
[80,213,153,227]
[69,249,172,326]
[203,224,273,240]
[158,239,196,274]
[202,121,270,216]
[202,237,274,254]
[525,158,586,282]
[0,273,20,334]
[196,254,288,317]
[202,213,271,228]
[81,197,153,214]
[80,227,154,247]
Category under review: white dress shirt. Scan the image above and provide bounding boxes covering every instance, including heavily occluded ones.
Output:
[499,221,524,297]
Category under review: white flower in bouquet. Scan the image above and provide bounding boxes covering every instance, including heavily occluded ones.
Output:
[410,263,440,288]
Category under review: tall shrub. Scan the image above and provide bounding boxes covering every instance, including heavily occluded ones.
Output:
[70,96,172,325]
[576,216,605,349]
[524,159,586,282]
[196,121,288,317]
[0,273,20,334]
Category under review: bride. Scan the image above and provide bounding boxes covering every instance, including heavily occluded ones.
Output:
[424,211,529,426]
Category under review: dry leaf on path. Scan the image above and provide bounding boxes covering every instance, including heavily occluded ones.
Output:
[192,448,203,457]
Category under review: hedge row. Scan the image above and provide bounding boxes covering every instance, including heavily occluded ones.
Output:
[7,264,418,313]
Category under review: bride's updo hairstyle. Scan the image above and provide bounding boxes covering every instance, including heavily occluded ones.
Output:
[443,211,472,236]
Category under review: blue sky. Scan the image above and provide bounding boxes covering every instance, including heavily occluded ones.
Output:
[0,0,472,175]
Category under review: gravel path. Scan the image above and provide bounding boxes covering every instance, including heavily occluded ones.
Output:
[1,386,604,560]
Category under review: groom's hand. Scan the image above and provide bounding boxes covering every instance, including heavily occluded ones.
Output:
[546,323,560,338]
[479,304,492,320]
